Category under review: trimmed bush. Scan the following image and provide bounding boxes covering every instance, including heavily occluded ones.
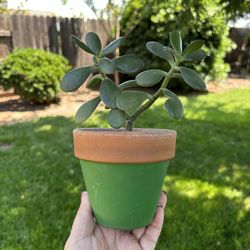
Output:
[0,48,70,104]
[121,0,235,80]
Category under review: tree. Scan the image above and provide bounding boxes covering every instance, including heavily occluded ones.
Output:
[220,0,250,21]
[0,0,8,13]
[120,0,238,80]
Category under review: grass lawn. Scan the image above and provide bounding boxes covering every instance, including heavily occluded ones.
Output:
[0,88,250,250]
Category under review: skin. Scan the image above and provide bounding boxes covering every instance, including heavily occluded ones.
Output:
[65,191,167,250]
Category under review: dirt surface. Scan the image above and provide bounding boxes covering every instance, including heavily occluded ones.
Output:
[0,77,249,125]
[0,87,100,125]
[207,76,250,93]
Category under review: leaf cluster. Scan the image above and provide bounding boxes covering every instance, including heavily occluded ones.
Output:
[121,0,235,81]
[61,31,206,131]
[0,48,70,104]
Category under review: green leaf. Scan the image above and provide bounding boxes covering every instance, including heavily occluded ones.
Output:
[100,37,124,57]
[146,41,174,64]
[108,109,125,129]
[113,54,144,74]
[179,67,206,91]
[75,96,101,123]
[100,78,120,108]
[98,58,115,74]
[85,32,102,55]
[86,74,102,89]
[183,50,206,62]
[163,88,183,120]
[92,56,98,65]
[170,30,182,54]
[71,35,95,55]
[61,66,95,92]
[136,69,166,87]
[116,91,152,116]
[182,40,203,59]
[119,80,138,90]
[164,46,179,61]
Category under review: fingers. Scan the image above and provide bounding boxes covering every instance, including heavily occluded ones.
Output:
[140,191,167,250]
[68,192,95,241]
[132,227,146,240]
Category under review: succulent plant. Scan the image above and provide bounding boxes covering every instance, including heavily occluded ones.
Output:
[61,31,206,131]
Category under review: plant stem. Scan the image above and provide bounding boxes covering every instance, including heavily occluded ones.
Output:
[130,87,163,121]
[124,65,177,131]
[100,72,106,78]
[125,120,134,131]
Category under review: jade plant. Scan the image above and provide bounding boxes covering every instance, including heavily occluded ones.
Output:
[61,31,206,131]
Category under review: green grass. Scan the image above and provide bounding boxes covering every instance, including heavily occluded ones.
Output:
[0,88,250,250]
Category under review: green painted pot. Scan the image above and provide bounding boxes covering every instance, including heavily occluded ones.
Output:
[74,128,176,230]
[80,160,169,230]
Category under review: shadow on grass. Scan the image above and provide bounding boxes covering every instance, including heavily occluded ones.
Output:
[159,187,250,250]
[0,91,250,249]
[0,98,48,112]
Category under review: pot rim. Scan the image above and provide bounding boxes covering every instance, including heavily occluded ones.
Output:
[73,128,177,163]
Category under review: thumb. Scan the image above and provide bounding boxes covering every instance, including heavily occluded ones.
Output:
[69,192,95,241]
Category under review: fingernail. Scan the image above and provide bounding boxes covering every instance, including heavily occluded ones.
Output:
[157,204,164,208]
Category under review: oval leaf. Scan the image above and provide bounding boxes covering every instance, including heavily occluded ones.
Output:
[146,41,174,64]
[86,74,102,89]
[182,40,203,58]
[98,58,115,74]
[85,32,102,55]
[108,109,125,129]
[164,46,179,61]
[119,80,138,90]
[116,91,152,116]
[136,69,166,87]
[170,30,182,54]
[113,54,144,74]
[75,96,101,123]
[61,66,95,92]
[100,37,124,57]
[183,50,206,62]
[179,67,206,91]
[71,35,95,55]
[163,88,183,120]
[100,78,121,108]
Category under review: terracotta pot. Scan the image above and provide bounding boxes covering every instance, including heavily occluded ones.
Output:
[73,128,176,230]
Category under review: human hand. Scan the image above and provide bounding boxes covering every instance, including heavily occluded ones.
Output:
[65,191,167,250]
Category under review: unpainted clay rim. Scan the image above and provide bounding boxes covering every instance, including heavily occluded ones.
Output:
[73,128,177,163]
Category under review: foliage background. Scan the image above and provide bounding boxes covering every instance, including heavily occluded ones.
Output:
[121,0,238,81]
[0,48,70,104]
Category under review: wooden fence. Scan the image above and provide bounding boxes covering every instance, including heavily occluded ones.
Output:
[0,14,249,73]
[226,28,250,74]
[0,14,109,67]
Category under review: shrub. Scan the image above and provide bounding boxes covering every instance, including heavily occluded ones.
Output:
[0,48,70,104]
[121,0,234,81]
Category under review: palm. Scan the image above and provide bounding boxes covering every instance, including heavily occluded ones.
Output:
[77,226,141,250]
[65,192,167,250]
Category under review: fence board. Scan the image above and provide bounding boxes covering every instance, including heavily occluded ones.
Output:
[0,14,10,29]
[47,16,59,53]
[10,15,21,48]
[0,14,11,58]
[25,15,36,48]
[22,15,31,47]
[40,16,49,50]
[33,16,43,49]
[74,17,85,67]
[60,17,70,60]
